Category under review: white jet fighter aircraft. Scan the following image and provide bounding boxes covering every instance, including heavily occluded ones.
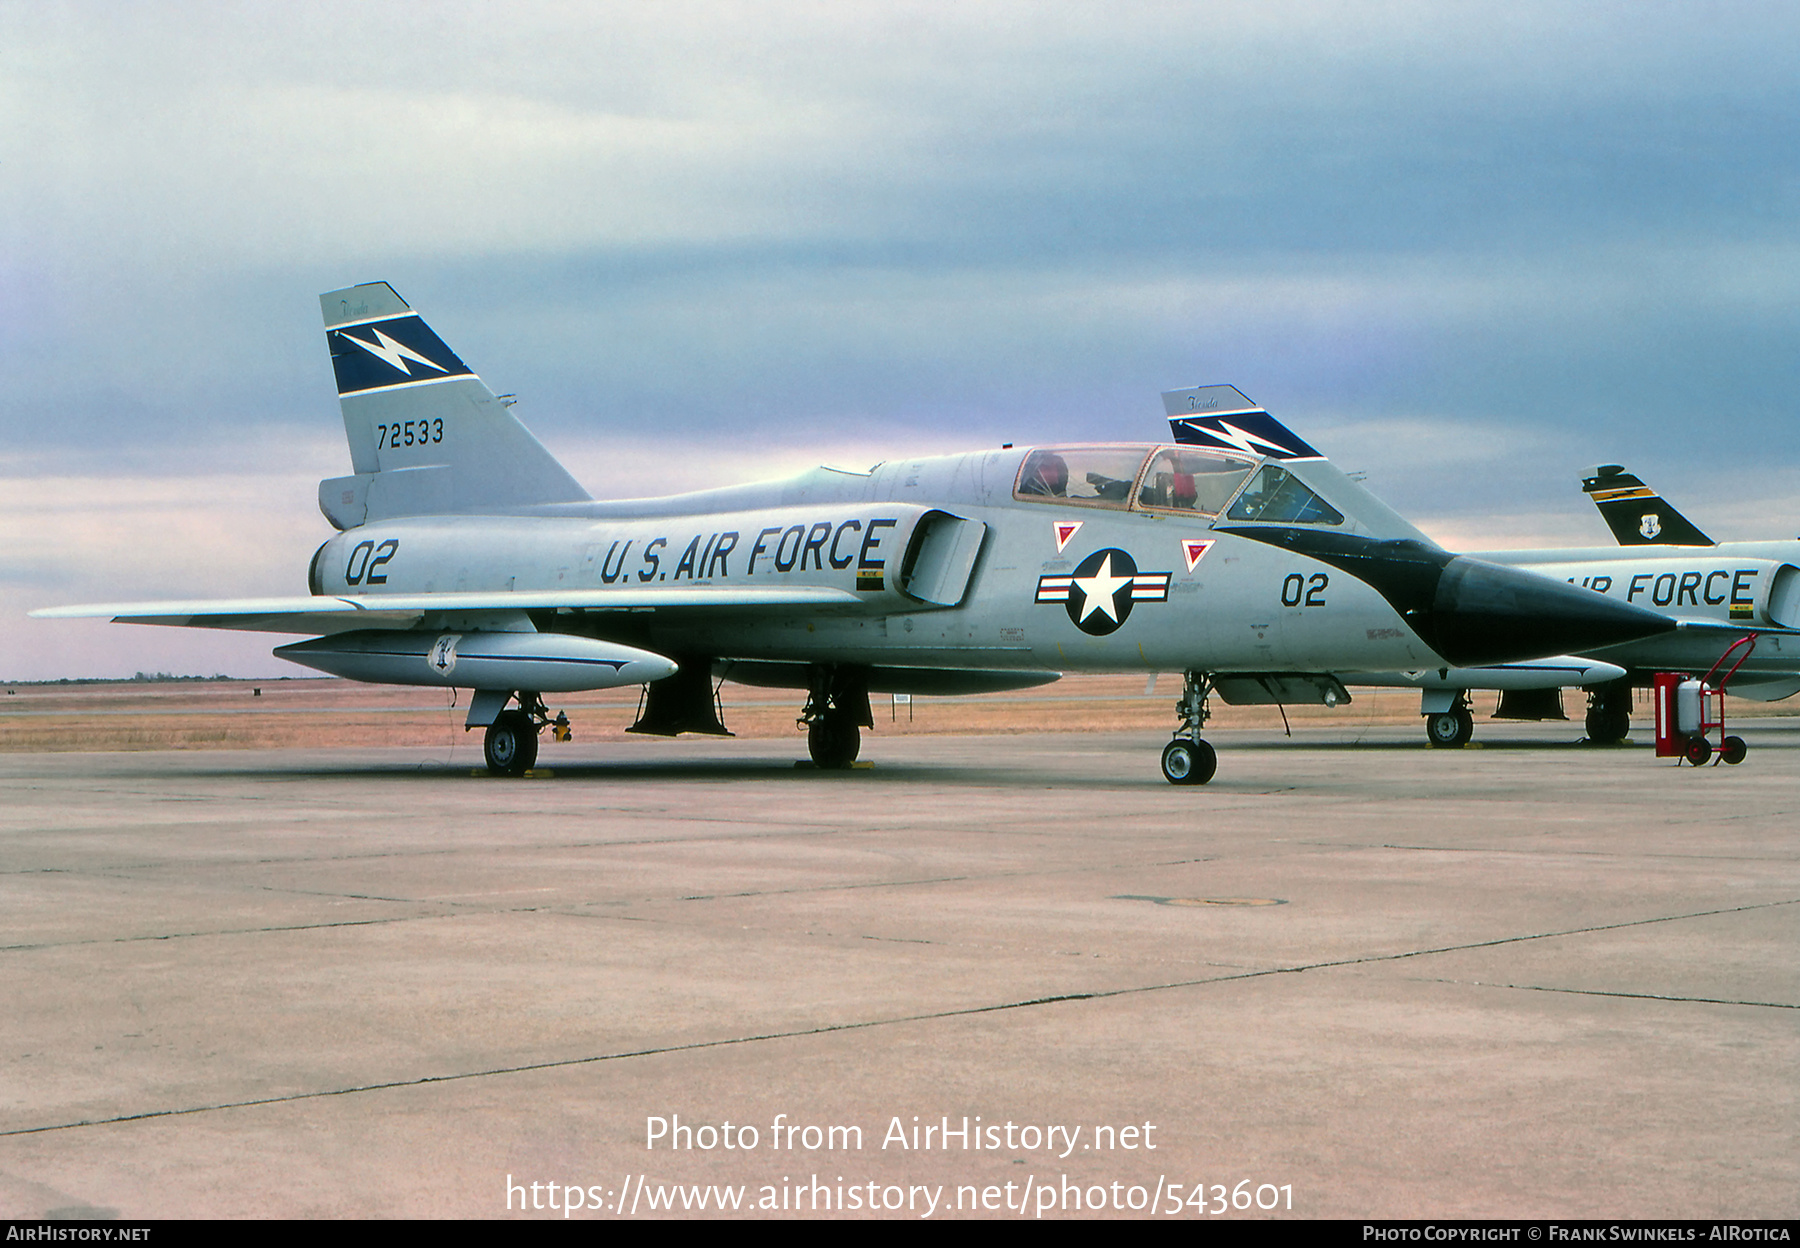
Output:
[1168,392,1800,749]
[1471,465,1800,744]
[35,284,1676,784]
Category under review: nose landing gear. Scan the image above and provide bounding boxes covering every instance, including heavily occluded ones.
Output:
[1162,671,1218,785]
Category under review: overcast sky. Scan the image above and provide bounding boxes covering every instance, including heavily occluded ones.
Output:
[5,1,1799,679]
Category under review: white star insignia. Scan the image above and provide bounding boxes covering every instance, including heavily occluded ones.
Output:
[1072,552,1133,623]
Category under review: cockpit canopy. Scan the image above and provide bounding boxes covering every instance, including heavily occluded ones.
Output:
[1014,445,1343,525]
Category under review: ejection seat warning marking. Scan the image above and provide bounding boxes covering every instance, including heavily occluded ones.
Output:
[1180,539,1215,572]
[1053,521,1082,553]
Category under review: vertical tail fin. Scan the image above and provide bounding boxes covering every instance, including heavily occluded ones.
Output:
[1580,465,1713,546]
[317,282,589,529]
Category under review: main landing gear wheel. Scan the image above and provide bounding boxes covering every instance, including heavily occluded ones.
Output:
[484,709,539,776]
[1720,735,1747,765]
[799,666,871,770]
[807,714,860,769]
[1161,738,1217,786]
[1426,708,1474,748]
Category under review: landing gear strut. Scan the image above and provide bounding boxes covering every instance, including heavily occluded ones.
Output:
[1425,692,1474,748]
[1162,671,1217,785]
[480,692,565,776]
[800,666,871,770]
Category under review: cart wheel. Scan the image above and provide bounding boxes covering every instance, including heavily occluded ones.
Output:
[1720,736,1747,765]
[1683,736,1713,767]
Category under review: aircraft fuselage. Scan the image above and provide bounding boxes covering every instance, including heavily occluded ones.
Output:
[308,448,1448,680]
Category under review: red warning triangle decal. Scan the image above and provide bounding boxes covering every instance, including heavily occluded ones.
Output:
[1053,521,1082,553]
[1181,538,1215,571]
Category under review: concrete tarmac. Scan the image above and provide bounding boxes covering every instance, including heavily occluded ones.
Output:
[1,721,1795,1220]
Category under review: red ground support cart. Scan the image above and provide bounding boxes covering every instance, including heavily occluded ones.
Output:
[1653,635,1756,767]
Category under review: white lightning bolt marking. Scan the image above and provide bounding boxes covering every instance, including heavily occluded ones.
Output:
[340,327,448,376]
[1185,419,1293,457]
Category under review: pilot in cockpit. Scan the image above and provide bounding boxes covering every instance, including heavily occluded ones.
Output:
[1019,451,1069,497]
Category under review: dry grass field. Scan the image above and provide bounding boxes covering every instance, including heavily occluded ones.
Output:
[5,672,1786,754]
[0,673,1295,752]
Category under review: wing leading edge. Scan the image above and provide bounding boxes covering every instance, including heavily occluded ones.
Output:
[31,586,866,635]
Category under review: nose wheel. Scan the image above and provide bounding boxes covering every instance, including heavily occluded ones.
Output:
[1161,736,1216,785]
[1163,671,1217,785]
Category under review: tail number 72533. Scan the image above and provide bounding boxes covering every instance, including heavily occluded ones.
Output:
[376,419,444,449]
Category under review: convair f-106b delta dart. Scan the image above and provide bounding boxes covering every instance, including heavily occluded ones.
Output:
[1170,393,1800,750]
[35,283,1675,784]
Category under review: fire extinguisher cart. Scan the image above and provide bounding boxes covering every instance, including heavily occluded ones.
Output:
[1653,635,1755,767]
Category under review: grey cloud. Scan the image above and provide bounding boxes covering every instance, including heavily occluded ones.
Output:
[3,2,1797,507]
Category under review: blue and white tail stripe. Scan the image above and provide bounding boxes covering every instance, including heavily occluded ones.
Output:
[1163,385,1325,461]
[328,313,473,396]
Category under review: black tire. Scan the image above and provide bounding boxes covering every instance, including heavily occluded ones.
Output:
[807,715,860,769]
[1720,736,1747,765]
[1426,709,1473,748]
[1586,706,1631,744]
[1683,736,1712,767]
[484,710,538,776]
[1160,738,1216,785]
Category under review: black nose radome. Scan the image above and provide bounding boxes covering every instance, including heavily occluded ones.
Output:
[1216,528,1676,667]
[1421,555,1675,667]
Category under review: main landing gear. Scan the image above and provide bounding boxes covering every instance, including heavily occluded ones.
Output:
[1425,692,1475,749]
[1161,671,1218,785]
[478,692,569,776]
[800,666,872,770]
[484,710,538,776]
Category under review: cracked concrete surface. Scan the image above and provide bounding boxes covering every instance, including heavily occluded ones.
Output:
[1,722,1794,1218]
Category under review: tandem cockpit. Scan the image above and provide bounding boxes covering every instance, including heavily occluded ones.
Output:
[1012,445,1346,528]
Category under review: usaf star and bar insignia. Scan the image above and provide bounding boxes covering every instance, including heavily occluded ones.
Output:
[1038,525,1213,636]
[1036,548,1172,636]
